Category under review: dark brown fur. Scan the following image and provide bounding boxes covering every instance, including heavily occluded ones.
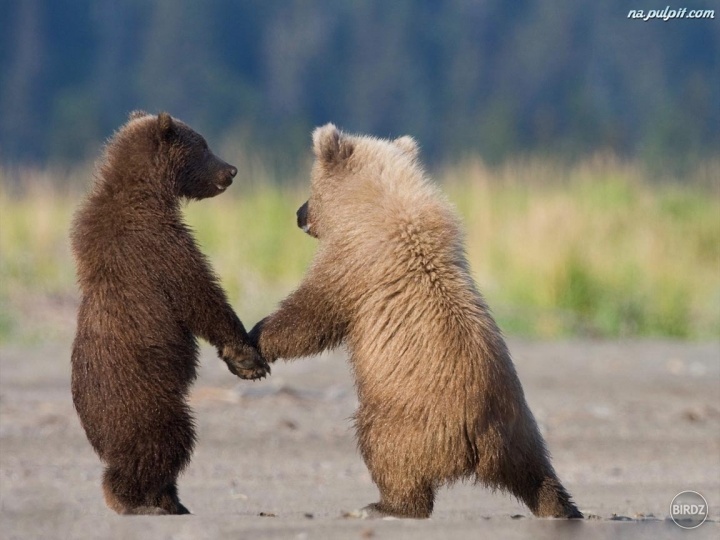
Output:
[250,124,582,519]
[71,112,269,515]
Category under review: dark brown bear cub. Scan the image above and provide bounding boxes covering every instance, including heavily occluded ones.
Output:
[251,124,582,519]
[71,111,269,515]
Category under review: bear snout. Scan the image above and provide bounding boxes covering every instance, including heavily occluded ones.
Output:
[297,201,313,235]
[215,165,237,190]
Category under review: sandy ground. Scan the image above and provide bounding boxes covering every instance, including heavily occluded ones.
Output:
[1,338,719,539]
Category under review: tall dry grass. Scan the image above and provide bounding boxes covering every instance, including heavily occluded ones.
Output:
[444,157,719,337]
[0,157,718,344]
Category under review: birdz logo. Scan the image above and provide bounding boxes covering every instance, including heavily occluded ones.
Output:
[670,491,708,529]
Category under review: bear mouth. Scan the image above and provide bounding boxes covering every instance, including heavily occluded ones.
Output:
[214,179,234,192]
[215,176,234,192]
[301,222,318,238]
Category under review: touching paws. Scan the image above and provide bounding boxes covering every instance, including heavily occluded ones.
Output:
[248,319,278,364]
[221,344,270,380]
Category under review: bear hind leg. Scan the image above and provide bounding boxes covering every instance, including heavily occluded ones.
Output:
[102,467,191,515]
[362,480,434,519]
[100,407,194,515]
[529,474,583,519]
[495,460,582,518]
[477,424,582,518]
[157,482,191,515]
[102,466,168,515]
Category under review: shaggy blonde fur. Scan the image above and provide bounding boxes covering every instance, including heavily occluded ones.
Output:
[251,124,582,519]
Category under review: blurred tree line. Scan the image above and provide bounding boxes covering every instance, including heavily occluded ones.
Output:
[1,0,718,168]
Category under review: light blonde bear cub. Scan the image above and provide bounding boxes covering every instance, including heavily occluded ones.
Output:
[250,124,582,520]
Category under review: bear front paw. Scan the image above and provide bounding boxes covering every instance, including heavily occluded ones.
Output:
[248,319,279,364]
[221,345,270,380]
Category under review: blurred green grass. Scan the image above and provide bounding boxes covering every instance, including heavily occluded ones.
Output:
[1,157,718,344]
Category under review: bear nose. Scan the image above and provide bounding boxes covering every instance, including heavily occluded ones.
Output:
[297,202,306,223]
[228,166,237,178]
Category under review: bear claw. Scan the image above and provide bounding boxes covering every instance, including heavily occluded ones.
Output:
[224,352,271,380]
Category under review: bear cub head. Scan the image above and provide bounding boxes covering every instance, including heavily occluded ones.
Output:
[296,123,419,239]
[113,111,237,200]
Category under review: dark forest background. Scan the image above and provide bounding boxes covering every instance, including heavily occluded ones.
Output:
[1,0,718,169]
[0,1,718,341]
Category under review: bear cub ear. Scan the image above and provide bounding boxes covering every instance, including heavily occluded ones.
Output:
[313,123,354,164]
[393,136,419,159]
[157,112,176,140]
[128,110,149,121]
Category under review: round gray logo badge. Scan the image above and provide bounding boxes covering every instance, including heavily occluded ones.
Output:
[670,491,708,529]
